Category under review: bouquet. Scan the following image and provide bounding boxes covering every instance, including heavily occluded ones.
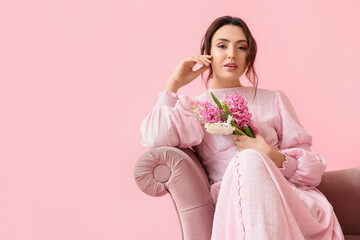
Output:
[192,92,258,138]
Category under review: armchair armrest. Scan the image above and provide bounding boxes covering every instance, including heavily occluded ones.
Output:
[317,167,360,235]
[134,146,215,240]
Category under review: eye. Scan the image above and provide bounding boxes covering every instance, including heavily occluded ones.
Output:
[217,44,247,50]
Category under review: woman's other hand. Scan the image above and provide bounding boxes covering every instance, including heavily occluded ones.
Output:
[232,134,286,168]
[166,55,212,93]
[232,134,272,155]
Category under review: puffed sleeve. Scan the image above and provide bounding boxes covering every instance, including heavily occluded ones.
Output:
[140,90,204,148]
[274,89,327,188]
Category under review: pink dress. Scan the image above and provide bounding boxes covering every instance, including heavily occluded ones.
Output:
[140,86,345,240]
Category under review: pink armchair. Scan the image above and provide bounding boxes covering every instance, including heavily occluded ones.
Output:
[134,147,360,240]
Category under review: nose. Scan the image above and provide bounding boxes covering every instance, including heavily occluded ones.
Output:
[227,45,236,60]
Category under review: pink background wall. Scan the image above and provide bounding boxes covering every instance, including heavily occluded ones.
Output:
[1,0,359,239]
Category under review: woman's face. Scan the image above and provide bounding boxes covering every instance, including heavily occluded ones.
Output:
[210,25,248,86]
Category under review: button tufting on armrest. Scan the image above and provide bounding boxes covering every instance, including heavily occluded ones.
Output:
[153,164,171,183]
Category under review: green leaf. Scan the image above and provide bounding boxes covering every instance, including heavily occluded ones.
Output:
[223,102,230,116]
[219,112,227,121]
[242,126,255,138]
[248,125,254,135]
[234,127,246,135]
[230,121,245,135]
[211,92,223,110]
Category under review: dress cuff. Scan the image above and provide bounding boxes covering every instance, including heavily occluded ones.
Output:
[278,149,298,180]
[156,90,179,107]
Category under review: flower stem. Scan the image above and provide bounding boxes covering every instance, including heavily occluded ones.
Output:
[242,126,255,138]
[230,121,246,135]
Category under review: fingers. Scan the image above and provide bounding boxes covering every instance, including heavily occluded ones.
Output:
[201,55,213,63]
[232,134,243,141]
[235,141,244,151]
[232,135,241,146]
[192,55,212,67]
[183,55,212,68]
[232,136,245,151]
[192,56,209,67]
[232,135,250,145]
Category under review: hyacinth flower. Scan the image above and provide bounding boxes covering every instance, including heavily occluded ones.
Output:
[192,92,258,138]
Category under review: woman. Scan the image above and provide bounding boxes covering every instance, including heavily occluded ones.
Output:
[141,15,344,239]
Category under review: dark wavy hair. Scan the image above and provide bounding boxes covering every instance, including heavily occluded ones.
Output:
[200,16,258,100]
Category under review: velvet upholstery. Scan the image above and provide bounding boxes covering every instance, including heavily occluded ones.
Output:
[134,146,360,240]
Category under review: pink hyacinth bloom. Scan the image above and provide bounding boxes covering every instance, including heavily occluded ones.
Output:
[195,101,223,124]
[193,92,258,137]
[224,92,254,130]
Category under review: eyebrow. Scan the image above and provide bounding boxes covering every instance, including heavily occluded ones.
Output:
[215,38,248,43]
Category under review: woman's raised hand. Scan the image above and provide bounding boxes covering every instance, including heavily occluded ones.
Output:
[166,55,212,93]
